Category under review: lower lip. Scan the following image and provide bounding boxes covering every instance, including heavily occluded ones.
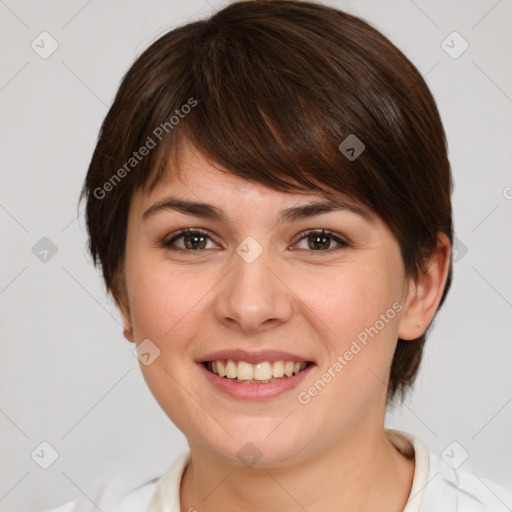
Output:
[198,362,315,400]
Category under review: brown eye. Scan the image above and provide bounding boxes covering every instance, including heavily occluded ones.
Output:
[295,229,349,252]
[163,229,217,251]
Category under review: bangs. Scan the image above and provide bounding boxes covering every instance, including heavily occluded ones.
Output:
[142,11,383,211]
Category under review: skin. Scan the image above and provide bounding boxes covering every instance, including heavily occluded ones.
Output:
[118,139,451,512]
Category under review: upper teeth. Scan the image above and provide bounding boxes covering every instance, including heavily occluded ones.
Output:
[209,360,308,382]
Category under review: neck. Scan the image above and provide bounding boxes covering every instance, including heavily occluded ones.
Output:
[180,428,414,512]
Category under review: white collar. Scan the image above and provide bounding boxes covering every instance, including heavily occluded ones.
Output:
[389,429,430,511]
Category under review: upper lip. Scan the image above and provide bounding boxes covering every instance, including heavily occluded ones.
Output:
[197,349,315,365]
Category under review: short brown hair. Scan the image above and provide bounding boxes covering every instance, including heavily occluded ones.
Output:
[80,0,453,401]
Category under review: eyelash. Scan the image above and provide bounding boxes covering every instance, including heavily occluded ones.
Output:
[162,228,349,254]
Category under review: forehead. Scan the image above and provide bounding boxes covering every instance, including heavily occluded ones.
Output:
[148,141,297,202]
[135,140,373,221]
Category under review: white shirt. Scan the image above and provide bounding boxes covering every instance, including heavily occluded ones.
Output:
[42,430,512,512]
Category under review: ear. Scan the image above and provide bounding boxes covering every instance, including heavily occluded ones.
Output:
[112,269,135,343]
[114,295,135,343]
[398,233,451,340]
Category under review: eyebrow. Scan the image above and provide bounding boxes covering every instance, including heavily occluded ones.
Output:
[142,197,373,224]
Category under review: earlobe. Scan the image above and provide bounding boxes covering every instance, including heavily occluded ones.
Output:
[113,275,135,343]
[122,318,135,343]
[398,233,451,341]
[115,298,135,343]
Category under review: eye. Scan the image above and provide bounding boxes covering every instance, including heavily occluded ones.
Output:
[162,228,349,254]
[162,229,219,252]
[293,229,349,252]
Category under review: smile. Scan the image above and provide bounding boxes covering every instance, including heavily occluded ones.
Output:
[205,360,310,383]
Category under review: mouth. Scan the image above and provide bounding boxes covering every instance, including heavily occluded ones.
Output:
[203,359,314,384]
[197,349,316,399]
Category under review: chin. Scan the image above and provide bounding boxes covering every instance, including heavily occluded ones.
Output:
[196,417,316,468]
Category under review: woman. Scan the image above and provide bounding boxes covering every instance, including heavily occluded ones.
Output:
[45,0,512,510]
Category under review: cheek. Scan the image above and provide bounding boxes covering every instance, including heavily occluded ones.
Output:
[299,270,402,412]
[300,262,402,339]
[301,260,404,397]
[125,255,216,341]
[124,260,214,414]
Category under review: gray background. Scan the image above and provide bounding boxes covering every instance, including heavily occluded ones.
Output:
[1,0,511,510]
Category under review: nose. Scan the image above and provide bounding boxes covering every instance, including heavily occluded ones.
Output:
[212,243,294,335]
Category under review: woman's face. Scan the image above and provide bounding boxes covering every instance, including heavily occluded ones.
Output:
[122,141,414,466]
